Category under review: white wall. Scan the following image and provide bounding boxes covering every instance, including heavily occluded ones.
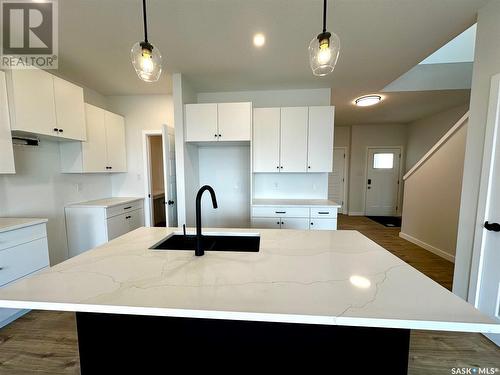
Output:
[334,126,350,148]
[197,88,331,107]
[199,146,250,228]
[348,123,407,215]
[0,141,112,265]
[253,173,329,200]
[454,0,500,300]
[106,95,174,198]
[406,104,469,171]
[400,123,468,262]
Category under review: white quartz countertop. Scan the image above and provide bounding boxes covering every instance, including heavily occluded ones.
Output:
[66,197,143,208]
[0,218,48,233]
[0,227,497,333]
[252,199,341,207]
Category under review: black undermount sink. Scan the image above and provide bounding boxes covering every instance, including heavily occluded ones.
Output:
[151,233,260,253]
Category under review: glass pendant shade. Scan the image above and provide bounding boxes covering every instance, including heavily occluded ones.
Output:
[131,41,162,82]
[309,31,340,77]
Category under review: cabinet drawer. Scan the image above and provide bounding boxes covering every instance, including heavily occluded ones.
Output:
[251,217,282,229]
[310,218,337,231]
[251,206,309,218]
[106,209,144,241]
[0,224,47,251]
[310,207,338,219]
[0,237,49,287]
[106,200,144,219]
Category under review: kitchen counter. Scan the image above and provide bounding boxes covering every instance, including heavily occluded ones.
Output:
[0,227,497,333]
[0,218,48,233]
[252,199,340,207]
[66,197,143,208]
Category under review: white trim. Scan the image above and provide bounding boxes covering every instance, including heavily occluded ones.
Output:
[468,74,500,305]
[399,232,455,263]
[330,146,349,214]
[348,211,365,216]
[142,130,162,227]
[404,111,469,181]
[364,146,404,216]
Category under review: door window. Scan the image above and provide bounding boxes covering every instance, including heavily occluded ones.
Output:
[373,153,394,169]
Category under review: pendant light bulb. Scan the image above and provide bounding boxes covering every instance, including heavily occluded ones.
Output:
[131,0,162,83]
[309,0,340,77]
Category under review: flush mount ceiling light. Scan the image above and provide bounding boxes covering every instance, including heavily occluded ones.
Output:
[253,33,266,47]
[309,0,340,77]
[131,0,162,82]
[355,95,382,107]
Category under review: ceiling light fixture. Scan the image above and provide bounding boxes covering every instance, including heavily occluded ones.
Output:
[355,95,382,107]
[309,0,340,77]
[131,0,162,82]
[253,33,266,47]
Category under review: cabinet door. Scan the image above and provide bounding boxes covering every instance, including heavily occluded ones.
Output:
[82,104,107,172]
[280,107,308,172]
[9,69,56,136]
[253,108,280,172]
[281,218,310,230]
[104,111,127,172]
[106,210,144,240]
[217,102,251,141]
[310,218,337,231]
[251,217,282,229]
[53,76,86,141]
[308,106,334,172]
[0,72,15,174]
[185,103,218,142]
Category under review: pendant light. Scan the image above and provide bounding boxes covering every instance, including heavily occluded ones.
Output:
[131,0,162,82]
[309,0,340,77]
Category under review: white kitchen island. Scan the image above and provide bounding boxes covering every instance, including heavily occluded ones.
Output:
[0,227,497,373]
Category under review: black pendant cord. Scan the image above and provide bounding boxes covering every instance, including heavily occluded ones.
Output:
[142,0,148,43]
[322,0,327,33]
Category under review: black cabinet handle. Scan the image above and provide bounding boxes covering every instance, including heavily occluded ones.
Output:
[308,166,311,169]
[275,211,286,214]
[58,129,63,133]
[167,200,174,205]
[125,216,131,219]
[53,128,59,132]
[214,134,218,138]
[281,221,284,225]
[123,206,132,210]
[310,222,314,225]
[276,221,280,225]
[484,221,500,232]
[276,166,279,169]
[218,134,221,137]
[280,166,283,169]
[318,212,329,215]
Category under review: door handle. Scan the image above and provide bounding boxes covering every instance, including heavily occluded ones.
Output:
[484,221,500,232]
[167,200,175,205]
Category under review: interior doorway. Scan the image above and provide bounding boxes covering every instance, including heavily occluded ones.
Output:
[142,126,178,228]
[329,147,348,214]
[365,147,403,216]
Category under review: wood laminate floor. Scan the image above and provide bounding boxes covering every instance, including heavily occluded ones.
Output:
[0,216,498,374]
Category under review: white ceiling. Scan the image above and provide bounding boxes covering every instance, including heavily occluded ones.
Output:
[57,0,484,124]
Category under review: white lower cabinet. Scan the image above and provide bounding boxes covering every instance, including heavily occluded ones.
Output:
[251,205,338,231]
[0,221,50,327]
[65,198,144,257]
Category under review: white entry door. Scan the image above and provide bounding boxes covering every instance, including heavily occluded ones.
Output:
[471,74,500,346]
[162,125,178,227]
[365,147,401,216]
[329,147,347,213]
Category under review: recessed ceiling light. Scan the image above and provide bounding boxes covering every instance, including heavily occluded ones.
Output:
[355,95,382,107]
[253,33,266,47]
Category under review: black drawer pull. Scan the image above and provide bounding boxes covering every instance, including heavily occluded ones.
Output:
[275,211,286,214]
[484,221,500,232]
[125,216,131,219]
[123,206,132,210]
[318,212,330,215]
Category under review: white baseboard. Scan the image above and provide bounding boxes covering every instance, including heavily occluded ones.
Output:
[348,211,365,216]
[399,232,455,263]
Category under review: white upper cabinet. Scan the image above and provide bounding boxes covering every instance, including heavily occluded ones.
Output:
[104,110,127,173]
[307,106,334,172]
[185,102,251,142]
[6,69,86,141]
[53,76,86,141]
[185,103,218,142]
[0,71,15,174]
[217,102,251,141]
[60,104,126,173]
[280,107,308,173]
[253,108,280,172]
